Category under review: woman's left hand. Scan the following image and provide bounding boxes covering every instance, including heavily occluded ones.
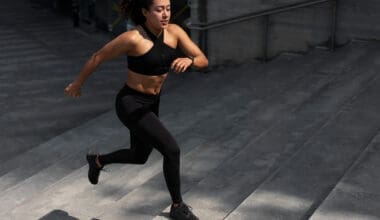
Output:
[170,57,192,74]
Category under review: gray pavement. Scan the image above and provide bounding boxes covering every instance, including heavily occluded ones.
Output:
[1,1,380,220]
[0,0,126,163]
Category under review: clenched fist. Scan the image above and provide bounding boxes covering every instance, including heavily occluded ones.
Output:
[64,82,82,98]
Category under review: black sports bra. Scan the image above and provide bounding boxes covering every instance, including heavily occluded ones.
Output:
[127,24,179,75]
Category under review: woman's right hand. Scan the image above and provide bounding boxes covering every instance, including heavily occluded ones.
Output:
[64,82,82,98]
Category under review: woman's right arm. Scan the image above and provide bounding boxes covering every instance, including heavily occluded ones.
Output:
[64,31,137,97]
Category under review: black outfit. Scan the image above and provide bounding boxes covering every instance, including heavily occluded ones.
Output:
[97,24,183,204]
[98,85,182,203]
[127,23,179,75]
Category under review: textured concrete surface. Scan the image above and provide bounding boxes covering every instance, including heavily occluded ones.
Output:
[0,0,127,163]
[310,134,380,220]
[2,1,380,220]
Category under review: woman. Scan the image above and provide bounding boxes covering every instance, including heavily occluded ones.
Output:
[64,0,208,219]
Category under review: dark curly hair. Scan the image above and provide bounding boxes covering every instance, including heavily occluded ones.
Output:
[120,0,154,25]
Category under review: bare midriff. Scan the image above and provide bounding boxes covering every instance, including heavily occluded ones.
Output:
[126,69,169,95]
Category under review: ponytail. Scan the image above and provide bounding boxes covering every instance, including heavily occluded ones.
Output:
[120,0,154,25]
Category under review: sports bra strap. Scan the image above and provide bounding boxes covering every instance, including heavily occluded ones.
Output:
[141,23,163,42]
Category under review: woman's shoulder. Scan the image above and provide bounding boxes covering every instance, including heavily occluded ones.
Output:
[167,24,188,38]
[167,23,184,33]
[117,26,145,45]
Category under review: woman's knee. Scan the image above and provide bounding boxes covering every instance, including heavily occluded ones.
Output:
[131,147,152,164]
[133,155,149,164]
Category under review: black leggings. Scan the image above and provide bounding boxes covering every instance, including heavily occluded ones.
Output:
[98,84,182,204]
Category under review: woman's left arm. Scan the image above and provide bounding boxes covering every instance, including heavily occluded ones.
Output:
[169,24,208,73]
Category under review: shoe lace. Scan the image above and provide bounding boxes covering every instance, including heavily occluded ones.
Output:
[182,203,194,215]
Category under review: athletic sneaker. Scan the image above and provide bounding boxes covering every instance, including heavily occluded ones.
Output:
[169,202,199,220]
[86,154,103,184]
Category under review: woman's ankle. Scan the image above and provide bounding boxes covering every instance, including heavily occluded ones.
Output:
[172,202,182,208]
[95,155,103,168]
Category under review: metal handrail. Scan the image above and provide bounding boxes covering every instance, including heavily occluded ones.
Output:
[189,0,334,30]
[189,0,338,60]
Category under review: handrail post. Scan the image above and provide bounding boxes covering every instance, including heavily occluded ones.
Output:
[330,0,337,51]
[200,29,208,57]
[263,15,270,62]
[198,0,208,57]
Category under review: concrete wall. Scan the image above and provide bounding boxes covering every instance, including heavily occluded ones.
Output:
[94,0,123,34]
[190,0,380,66]
[269,3,332,57]
[336,0,380,43]
[208,18,266,66]
[31,0,72,14]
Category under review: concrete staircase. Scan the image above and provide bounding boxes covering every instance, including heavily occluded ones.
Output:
[1,1,380,220]
[1,41,380,219]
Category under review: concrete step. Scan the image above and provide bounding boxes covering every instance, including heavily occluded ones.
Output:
[0,130,130,216]
[0,24,126,162]
[0,40,42,51]
[225,44,380,220]
[0,48,220,185]
[160,49,332,138]
[0,45,52,58]
[0,65,230,213]
[3,135,207,219]
[151,42,380,220]
[0,55,259,215]
[94,48,346,219]
[0,56,268,218]
[3,40,362,219]
[310,131,380,220]
[64,55,319,219]
[0,41,368,218]
[1,48,326,218]
[0,3,68,26]
[0,103,113,160]
[0,66,210,187]
[0,112,124,190]
[2,2,379,218]
[0,53,59,66]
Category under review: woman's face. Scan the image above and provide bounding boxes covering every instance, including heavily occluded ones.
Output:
[143,0,171,29]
